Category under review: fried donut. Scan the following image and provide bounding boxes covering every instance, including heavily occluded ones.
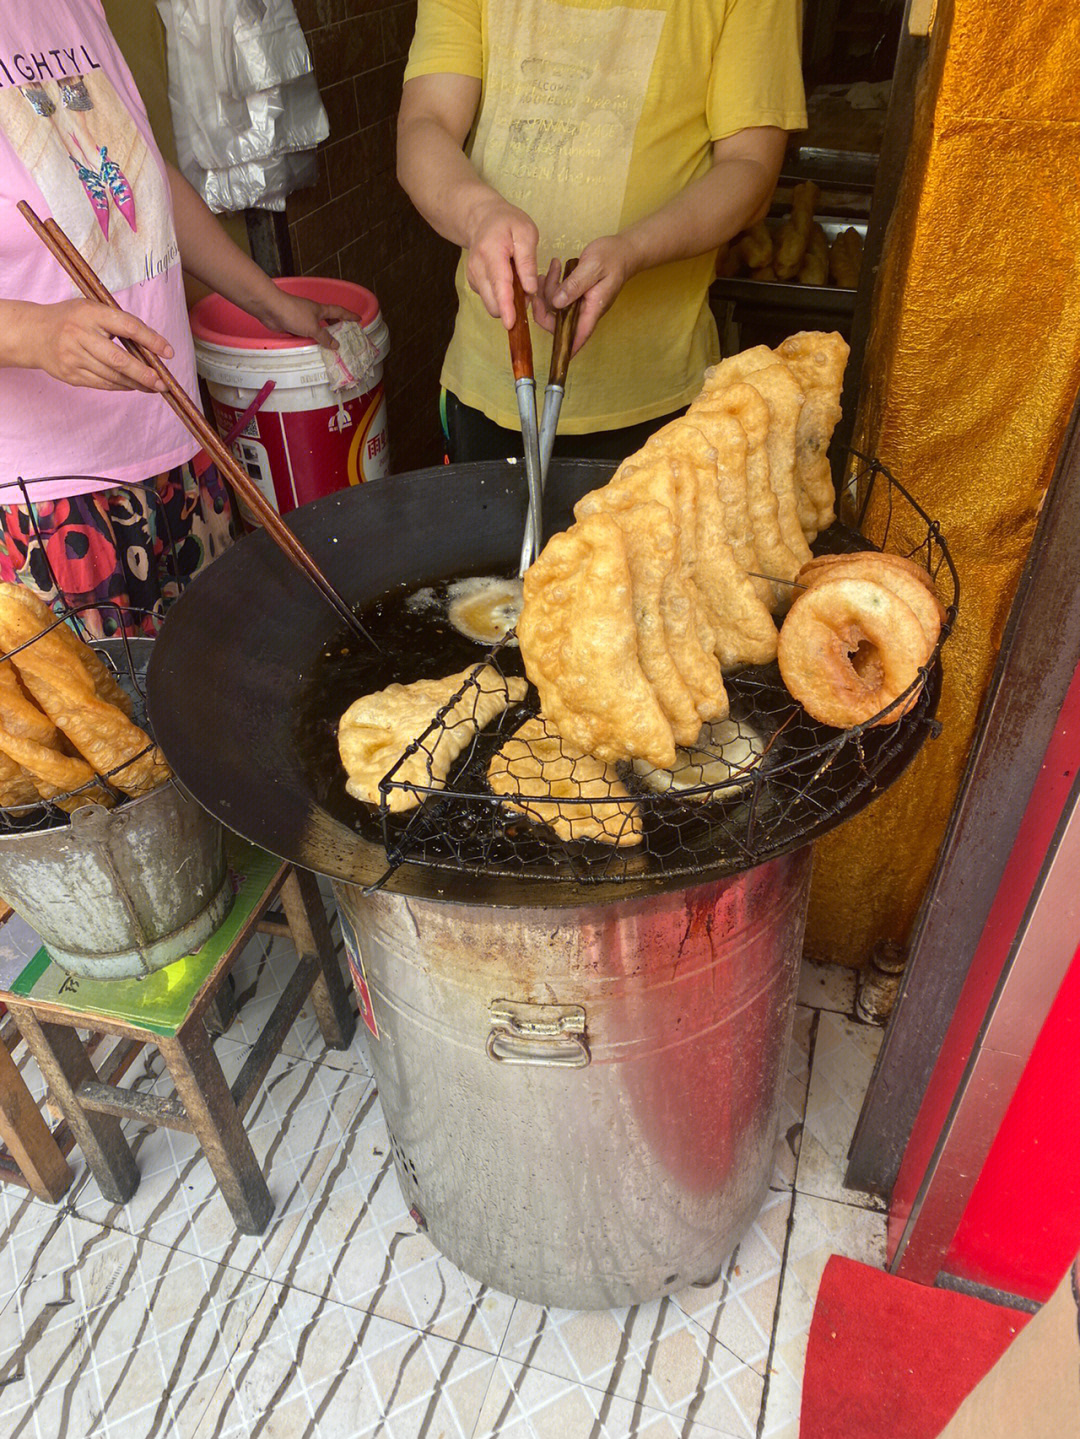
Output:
[778,576,929,728]
[795,553,945,654]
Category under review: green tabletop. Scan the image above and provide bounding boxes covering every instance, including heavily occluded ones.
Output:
[4,839,283,1036]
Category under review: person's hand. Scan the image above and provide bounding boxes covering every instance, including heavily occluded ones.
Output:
[28,299,172,392]
[463,196,540,329]
[253,290,358,350]
[531,234,638,354]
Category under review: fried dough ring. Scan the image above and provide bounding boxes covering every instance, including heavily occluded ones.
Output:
[777,576,929,728]
[795,553,945,654]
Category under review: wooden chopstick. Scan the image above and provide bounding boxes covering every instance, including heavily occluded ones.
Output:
[18,202,375,647]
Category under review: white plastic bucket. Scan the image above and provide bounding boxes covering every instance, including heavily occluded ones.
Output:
[190,276,390,514]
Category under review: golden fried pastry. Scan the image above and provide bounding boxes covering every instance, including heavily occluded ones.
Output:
[778,576,928,728]
[0,585,132,716]
[0,593,169,799]
[605,501,708,746]
[0,748,42,808]
[829,227,862,289]
[517,513,677,768]
[774,331,849,538]
[338,664,527,811]
[574,459,728,722]
[632,717,766,800]
[0,721,109,808]
[795,553,945,653]
[698,350,813,590]
[774,181,820,280]
[0,660,58,748]
[738,220,774,270]
[797,223,829,286]
[447,577,523,645]
[487,717,643,847]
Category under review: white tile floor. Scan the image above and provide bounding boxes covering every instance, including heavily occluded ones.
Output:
[0,925,887,1439]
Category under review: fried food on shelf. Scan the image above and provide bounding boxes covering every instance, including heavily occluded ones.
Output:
[829,227,863,289]
[338,664,527,811]
[798,223,829,286]
[0,584,169,799]
[778,555,942,728]
[574,458,728,723]
[738,220,773,270]
[774,181,821,279]
[517,512,677,769]
[774,331,850,538]
[487,717,643,847]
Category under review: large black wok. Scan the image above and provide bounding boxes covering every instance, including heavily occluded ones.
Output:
[146,460,941,905]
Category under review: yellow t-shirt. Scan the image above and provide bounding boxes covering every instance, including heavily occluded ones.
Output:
[405,0,807,432]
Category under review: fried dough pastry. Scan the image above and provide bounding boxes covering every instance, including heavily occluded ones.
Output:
[0,721,109,808]
[487,717,643,847]
[574,459,727,723]
[797,223,829,286]
[618,427,776,670]
[0,748,42,808]
[774,181,820,280]
[0,660,58,748]
[778,576,928,728]
[774,331,850,537]
[517,513,677,768]
[0,593,169,799]
[645,416,770,607]
[338,665,526,811]
[796,553,945,652]
[0,585,132,716]
[698,351,812,588]
[605,501,708,746]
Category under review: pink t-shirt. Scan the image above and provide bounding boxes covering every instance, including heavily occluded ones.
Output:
[0,0,199,502]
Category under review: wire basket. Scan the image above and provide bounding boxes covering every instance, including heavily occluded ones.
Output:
[365,456,959,889]
[0,474,200,832]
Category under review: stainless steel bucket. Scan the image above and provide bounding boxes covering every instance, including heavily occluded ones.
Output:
[334,846,812,1309]
[0,777,233,980]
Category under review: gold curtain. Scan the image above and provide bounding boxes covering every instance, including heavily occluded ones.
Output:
[805,0,1080,965]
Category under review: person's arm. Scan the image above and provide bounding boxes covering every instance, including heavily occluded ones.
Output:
[165,163,353,346]
[533,127,788,353]
[397,73,540,328]
[0,298,171,391]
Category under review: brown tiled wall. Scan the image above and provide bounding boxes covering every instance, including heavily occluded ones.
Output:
[288,0,458,473]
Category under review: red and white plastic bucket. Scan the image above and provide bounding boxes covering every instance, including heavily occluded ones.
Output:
[190,276,390,515]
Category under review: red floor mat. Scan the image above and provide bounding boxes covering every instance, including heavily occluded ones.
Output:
[799,1256,1031,1438]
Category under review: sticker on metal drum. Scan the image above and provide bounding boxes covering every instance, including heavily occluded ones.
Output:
[339,911,378,1040]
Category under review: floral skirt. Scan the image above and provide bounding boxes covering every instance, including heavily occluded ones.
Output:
[0,462,235,637]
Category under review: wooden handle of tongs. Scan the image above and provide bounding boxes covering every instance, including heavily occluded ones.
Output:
[548,257,582,387]
[508,263,534,381]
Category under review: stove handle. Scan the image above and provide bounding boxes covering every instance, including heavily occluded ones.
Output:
[486,1000,590,1068]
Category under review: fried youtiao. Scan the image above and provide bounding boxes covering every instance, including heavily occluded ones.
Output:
[575,459,728,722]
[0,748,41,808]
[338,664,527,811]
[774,181,820,280]
[487,717,643,847]
[774,331,850,536]
[0,587,169,799]
[0,585,133,716]
[517,513,676,768]
[697,350,812,589]
[0,660,59,748]
[797,223,829,286]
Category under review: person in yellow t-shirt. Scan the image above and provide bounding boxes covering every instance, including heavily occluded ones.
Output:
[398,0,807,464]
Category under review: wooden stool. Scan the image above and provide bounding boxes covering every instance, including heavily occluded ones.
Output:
[0,840,355,1233]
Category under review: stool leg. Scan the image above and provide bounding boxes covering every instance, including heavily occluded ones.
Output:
[0,1029,73,1203]
[159,1022,273,1235]
[11,1010,138,1205]
[279,868,355,1051]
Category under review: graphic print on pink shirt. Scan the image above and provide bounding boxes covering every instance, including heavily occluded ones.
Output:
[0,70,174,293]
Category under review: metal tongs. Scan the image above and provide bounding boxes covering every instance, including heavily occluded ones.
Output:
[510,260,583,575]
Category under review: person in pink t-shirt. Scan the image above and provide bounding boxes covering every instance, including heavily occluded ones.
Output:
[0,1,351,635]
